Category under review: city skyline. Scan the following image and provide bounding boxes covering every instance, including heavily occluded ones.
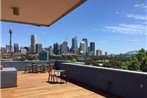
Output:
[1,0,147,54]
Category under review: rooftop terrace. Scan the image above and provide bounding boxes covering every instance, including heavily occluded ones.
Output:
[1,71,108,98]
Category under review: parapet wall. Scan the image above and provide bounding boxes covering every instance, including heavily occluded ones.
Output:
[60,63,147,98]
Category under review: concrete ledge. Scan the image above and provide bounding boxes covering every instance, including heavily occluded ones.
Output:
[60,63,147,98]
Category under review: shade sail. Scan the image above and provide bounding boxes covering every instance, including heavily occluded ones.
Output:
[1,0,85,26]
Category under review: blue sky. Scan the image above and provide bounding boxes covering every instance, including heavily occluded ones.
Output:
[1,0,147,54]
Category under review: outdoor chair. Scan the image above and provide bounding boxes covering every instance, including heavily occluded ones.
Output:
[48,66,56,83]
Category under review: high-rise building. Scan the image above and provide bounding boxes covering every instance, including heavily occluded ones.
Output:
[6,45,10,53]
[39,50,49,61]
[61,41,68,54]
[105,52,108,56]
[53,43,60,55]
[14,43,19,53]
[96,50,102,56]
[20,48,27,55]
[80,41,86,55]
[30,35,37,54]
[24,47,30,53]
[48,46,54,56]
[90,42,95,56]
[82,38,88,53]
[36,43,42,54]
[71,36,78,54]
[1,47,6,53]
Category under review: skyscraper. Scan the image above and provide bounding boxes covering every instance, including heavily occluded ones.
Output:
[30,35,37,54]
[71,36,78,54]
[53,43,60,55]
[90,42,95,56]
[82,38,88,53]
[36,43,42,54]
[61,41,68,54]
[96,50,102,56]
[14,43,19,53]
[80,41,86,55]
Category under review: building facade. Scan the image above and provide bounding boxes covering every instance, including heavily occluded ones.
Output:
[90,42,95,56]
[71,36,78,54]
[53,43,60,55]
[36,43,42,54]
[96,50,102,56]
[14,43,19,53]
[30,35,37,54]
[82,38,88,53]
[80,41,86,55]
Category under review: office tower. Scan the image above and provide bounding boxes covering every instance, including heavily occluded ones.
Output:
[24,47,30,53]
[30,35,37,54]
[39,50,49,60]
[61,41,68,54]
[53,43,60,55]
[14,43,19,53]
[20,48,27,55]
[90,42,95,56]
[105,52,108,56]
[82,38,88,53]
[1,47,6,53]
[36,43,42,54]
[71,36,78,54]
[48,46,54,56]
[80,41,86,55]
[6,45,10,53]
[96,50,102,56]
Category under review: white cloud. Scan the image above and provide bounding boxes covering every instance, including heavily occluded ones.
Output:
[103,24,147,35]
[134,4,147,9]
[126,14,147,20]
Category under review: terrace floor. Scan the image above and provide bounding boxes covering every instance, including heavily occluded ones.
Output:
[1,71,111,98]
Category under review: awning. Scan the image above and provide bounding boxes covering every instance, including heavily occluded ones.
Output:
[1,0,85,26]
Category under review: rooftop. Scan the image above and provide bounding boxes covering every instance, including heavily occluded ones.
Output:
[1,71,107,98]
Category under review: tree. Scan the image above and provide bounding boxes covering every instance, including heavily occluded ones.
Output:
[85,58,98,66]
[128,57,140,71]
[103,59,121,68]
[70,58,77,63]
[121,48,147,72]
[140,57,147,72]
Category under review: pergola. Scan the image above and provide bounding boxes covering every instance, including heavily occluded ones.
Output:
[1,0,86,26]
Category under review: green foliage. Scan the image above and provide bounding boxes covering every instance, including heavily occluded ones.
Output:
[128,57,141,71]
[21,55,26,61]
[121,61,129,70]
[70,58,77,63]
[85,58,98,66]
[103,59,121,68]
[121,48,147,72]
[140,57,147,72]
